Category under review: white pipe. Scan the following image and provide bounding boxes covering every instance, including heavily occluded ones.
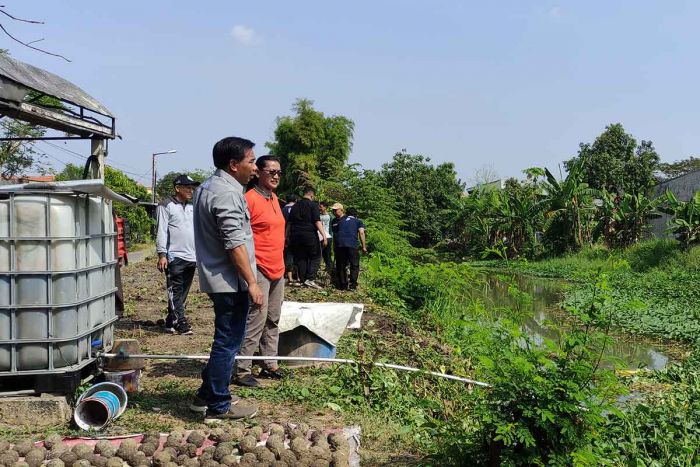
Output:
[102,353,490,388]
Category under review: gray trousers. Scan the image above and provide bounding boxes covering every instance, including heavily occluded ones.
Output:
[237,269,285,373]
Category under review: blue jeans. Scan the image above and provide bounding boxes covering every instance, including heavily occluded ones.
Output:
[197,292,249,414]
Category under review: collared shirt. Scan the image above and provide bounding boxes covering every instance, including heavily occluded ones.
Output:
[336,215,366,248]
[155,195,196,262]
[193,169,256,293]
[245,187,285,280]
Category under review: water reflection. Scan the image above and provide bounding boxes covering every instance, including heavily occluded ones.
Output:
[473,273,669,370]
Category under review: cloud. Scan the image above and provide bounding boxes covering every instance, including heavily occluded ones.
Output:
[548,6,562,18]
[230,25,260,45]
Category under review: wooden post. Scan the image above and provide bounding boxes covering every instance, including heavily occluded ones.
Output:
[90,138,105,180]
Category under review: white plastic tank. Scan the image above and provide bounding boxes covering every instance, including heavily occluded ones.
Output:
[0,190,117,374]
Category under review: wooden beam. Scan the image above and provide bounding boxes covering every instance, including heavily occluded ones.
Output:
[0,99,114,138]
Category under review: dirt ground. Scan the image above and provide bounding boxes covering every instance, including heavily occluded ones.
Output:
[115,254,429,465]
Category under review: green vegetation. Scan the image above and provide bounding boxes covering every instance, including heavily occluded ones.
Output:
[155,170,211,201]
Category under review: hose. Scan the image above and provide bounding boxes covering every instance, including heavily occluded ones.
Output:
[101,353,490,387]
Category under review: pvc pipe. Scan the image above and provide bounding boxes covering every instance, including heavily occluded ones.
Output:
[102,353,490,388]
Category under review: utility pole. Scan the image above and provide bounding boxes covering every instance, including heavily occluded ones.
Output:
[151,149,177,203]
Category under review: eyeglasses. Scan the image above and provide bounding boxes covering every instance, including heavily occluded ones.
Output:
[260,169,283,177]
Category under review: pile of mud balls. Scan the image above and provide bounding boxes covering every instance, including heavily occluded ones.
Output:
[0,423,351,467]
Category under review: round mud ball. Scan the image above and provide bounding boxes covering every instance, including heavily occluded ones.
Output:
[228,427,244,443]
[266,441,285,459]
[165,462,179,467]
[312,438,329,452]
[92,455,108,467]
[279,450,298,465]
[182,444,197,458]
[248,426,263,441]
[133,451,150,466]
[254,446,276,463]
[290,438,309,456]
[265,435,283,449]
[152,451,172,467]
[175,454,189,466]
[45,459,65,467]
[207,429,223,442]
[13,441,33,457]
[201,446,215,456]
[94,440,116,458]
[138,443,157,458]
[183,459,200,467]
[71,444,92,460]
[212,445,233,463]
[219,455,237,467]
[200,461,219,467]
[2,450,20,465]
[12,461,29,467]
[237,436,257,454]
[24,448,46,467]
[185,432,205,449]
[197,453,212,463]
[310,460,330,467]
[297,452,315,466]
[309,446,331,461]
[289,429,305,440]
[162,447,178,459]
[327,433,348,451]
[216,431,233,444]
[105,457,124,467]
[44,434,63,451]
[296,423,310,436]
[71,459,91,467]
[330,451,349,467]
[163,437,179,450]
[271,461,288,467]
[241,453,257,464]
[59,451,78,465]
[267,423,285,438]
[0,441,9,452]
[141,431,161,447]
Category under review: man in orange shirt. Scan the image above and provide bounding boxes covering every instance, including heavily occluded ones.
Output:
[235,155,286,387]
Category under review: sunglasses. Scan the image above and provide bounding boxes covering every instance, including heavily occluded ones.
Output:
[260,169,283,177]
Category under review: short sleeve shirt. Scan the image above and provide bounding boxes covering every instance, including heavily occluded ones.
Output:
[288,198,321,246]
[335,216,365,248]
[245,188,285,280]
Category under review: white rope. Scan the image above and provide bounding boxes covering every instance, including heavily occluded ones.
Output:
[101,353,491,387]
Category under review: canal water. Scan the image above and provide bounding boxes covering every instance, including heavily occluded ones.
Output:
[475,272,669,370]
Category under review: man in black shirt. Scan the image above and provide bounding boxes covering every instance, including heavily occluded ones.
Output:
[286,187,328,289]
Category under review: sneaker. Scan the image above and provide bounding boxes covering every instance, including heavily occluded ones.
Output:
[204,404,258,424]
[233,373,259,388]
[189,394,240,413]
[289,280,303,287]
[303,280,323,290]
[259,368,288,380]
[175,320,193,335]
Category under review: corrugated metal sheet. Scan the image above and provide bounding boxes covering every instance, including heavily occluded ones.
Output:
[0,54,112,117]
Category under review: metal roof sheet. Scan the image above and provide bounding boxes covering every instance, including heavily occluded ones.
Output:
[0,54,112,117]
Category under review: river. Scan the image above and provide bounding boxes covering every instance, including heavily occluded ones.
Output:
[474,272,669,370]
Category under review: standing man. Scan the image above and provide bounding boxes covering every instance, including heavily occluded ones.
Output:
[335,207,367,291]
[319,201,333,274]
[190,136,261,423]
[235,155,286,387]
[282,194,297,285]
[156,174,199,335]
[287,187,327,289]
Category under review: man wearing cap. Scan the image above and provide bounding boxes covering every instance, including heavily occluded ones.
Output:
[333,206,367,290]
[156,174,199,335]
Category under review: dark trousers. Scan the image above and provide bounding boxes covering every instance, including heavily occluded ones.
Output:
[197,292,249,414]
[291,243,321,282]
[165,257,196,327]
[321,241,333,271]
[335,247,360,289]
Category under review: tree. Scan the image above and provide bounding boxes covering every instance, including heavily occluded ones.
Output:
[565,123,660,195]
[658,156,700,180]
[266,99,354,193]
[378,152,464,248]
[55,164,152,242]
[595,191,661,249]
[660,189,700,250]
[155,170,211,202]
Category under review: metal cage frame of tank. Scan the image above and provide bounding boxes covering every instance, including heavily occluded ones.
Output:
[0,189,118,376]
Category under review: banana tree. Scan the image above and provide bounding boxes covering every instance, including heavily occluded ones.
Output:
[538,158,598,254]
[595,191,662,249]
[659,189,700,250]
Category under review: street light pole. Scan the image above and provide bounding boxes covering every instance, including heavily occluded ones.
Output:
[151,149,177,203]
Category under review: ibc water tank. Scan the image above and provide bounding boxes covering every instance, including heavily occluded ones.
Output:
[0,190,117,375]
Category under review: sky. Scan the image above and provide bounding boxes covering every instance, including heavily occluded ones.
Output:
[3,1,700,187]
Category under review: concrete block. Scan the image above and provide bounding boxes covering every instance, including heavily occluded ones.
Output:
[0,394,71,428]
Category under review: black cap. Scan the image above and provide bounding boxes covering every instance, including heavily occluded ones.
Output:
[173,174,200,186]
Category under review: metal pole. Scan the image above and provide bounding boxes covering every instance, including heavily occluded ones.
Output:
[151,153,156,204]
[101,353,491,387]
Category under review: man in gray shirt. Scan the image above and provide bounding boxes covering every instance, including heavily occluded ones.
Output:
[156,174,199,335]
[189,136,262,423]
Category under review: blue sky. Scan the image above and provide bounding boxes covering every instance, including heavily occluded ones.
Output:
[4,1,700,186]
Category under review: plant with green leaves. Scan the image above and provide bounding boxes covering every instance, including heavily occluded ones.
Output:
[660,189,700,250]
[595,190,662,249]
